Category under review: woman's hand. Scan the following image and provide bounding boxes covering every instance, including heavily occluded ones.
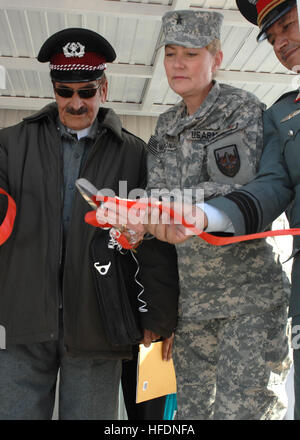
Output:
[96,198,207,244]
[146,201,207,244]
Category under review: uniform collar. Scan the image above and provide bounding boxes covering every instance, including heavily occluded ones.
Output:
[166,81,220,136]
[58,118,98,141]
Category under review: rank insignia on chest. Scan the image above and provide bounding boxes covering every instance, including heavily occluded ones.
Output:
[214,145,240,177]
[281,108,300,122]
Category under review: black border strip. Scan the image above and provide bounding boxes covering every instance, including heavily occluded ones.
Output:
[224,190,261,234]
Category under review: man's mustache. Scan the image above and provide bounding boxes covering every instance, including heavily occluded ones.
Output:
[66,107,88,115]
[280,44,299,61]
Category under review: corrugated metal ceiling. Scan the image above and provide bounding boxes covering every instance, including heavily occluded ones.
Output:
[0,0,297,116]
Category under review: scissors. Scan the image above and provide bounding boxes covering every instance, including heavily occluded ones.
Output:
[76,177,199,232]
[76,178,109,227]
[75,178,142,249]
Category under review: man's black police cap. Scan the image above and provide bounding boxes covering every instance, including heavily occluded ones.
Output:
[37,27,116,82]
[236,0,296,42]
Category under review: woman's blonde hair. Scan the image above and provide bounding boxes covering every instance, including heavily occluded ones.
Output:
[206,38,221,56]
[206,39,222,78]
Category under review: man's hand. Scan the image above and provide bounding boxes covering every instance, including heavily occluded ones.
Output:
[96,197,208,245]
[142,330,174,361]
[96,198,148,244]
[162,333,174,361]
[142,329,161,347]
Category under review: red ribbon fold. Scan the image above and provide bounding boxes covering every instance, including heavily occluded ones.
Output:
[0,188,16,246]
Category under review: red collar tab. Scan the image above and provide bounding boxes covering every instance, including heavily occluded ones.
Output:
[294,91,300,102]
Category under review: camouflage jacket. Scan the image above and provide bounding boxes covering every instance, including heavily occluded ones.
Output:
[147,81,290,320]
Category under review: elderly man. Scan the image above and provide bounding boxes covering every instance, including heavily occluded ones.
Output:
[0,28,179,420]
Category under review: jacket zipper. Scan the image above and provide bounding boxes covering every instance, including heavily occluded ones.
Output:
[56,126,64,310]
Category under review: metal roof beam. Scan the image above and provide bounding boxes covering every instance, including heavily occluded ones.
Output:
[0,56,153,77]
[0,0,170,20]
[218,70,294,86]
[0,1,253,26]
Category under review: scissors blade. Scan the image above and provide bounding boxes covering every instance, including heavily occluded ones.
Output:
[75,178,99,209]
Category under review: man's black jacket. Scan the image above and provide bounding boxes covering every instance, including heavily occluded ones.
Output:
[0,103,179,358]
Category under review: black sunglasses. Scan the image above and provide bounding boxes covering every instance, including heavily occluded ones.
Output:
[54,85,101,99]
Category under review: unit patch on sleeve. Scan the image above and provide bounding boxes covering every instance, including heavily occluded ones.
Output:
[214,145,240,177]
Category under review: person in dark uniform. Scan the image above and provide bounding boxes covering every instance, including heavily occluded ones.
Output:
[204,0,300,420]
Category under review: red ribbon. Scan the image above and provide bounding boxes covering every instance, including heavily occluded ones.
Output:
[0,188,16,246]
[84,196,300,249]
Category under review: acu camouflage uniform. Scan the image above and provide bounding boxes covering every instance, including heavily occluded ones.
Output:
[147,81,290,419]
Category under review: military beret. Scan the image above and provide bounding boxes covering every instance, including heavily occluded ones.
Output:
[236,0,296,42]
[158,9,224,49]
[37,27,116,82]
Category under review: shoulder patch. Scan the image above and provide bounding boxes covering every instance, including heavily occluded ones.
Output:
[214,145,240,177]
[146,135,165,156]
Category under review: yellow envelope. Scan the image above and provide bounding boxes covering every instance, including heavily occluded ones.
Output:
[136,341,177,403]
